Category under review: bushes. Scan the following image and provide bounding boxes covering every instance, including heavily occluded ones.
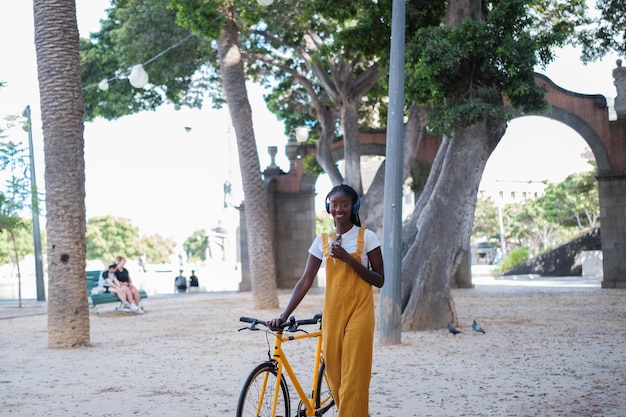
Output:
[496,246,530,273]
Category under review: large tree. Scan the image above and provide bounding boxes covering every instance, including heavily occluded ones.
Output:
[81,0,280,308]
[33,0,90,347]
[79,0,587,326]
[398,0,585,330]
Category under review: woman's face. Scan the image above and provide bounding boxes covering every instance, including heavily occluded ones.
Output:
[328,191,353,223]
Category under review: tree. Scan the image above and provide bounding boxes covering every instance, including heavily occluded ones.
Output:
[81,0,280,308]
[33,0,90,347]
[398,0,584,330]
[0,140,31,213]
[183,229,208,261]
[0,219,45,265]
[86,216,141,262]
[0,120,42,265]
[0,194,27,307]
[139,233,177,264]
[540,169,600,230]
[471,196,500,245]
[86,216,175,264]
[578,0,626,61]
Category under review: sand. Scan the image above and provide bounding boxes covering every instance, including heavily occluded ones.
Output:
[1,274,625,417]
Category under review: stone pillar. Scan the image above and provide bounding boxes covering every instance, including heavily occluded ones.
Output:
[598,174,626,288]
[237,142,317,291]
[274,190,316,288]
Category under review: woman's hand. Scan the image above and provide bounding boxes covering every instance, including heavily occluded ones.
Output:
[267,316,286,330]
[329,241,350,263]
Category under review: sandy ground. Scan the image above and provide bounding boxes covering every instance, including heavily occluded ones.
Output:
[1,273,625,417]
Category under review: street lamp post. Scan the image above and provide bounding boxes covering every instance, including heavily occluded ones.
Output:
[497,201,507,258]
[379,0,405,345]
[23,106,45,301]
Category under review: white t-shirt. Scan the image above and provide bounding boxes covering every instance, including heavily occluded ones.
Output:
[308,226,381,267]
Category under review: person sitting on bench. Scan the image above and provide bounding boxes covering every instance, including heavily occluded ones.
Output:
[114,256,144,314]
[102,262,134,312]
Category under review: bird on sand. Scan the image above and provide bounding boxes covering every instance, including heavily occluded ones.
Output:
[472,320,486,334]
[447,324,463,335]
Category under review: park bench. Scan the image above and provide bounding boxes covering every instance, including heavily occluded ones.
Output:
[86,270,148,314]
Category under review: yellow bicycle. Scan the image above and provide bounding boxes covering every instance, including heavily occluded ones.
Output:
[237,313,337,417]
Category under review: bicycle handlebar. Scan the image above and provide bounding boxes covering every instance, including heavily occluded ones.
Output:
[239,313,322,332]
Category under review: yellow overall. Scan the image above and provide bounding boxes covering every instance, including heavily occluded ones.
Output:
[321,227,374,417]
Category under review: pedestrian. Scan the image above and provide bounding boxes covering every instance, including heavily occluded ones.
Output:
[268,184,384,416]
[189,270,199,292]
[174,270,187,293]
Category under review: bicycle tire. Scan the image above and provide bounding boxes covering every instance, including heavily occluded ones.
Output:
[315,361,336,416]
[236,362,291,417]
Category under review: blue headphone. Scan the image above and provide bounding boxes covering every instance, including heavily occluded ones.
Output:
[325,194,360,215]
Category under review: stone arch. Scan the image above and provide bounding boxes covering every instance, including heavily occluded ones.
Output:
[263,73,626,289]
[539,106,611,175]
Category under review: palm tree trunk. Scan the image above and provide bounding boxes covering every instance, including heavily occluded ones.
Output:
[33,0,90,347]
[218,9,279,309]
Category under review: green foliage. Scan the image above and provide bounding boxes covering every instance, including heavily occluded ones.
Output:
[183,229,209,261]
[0,140,31,214]
[409,160,431,194]
[472,166,599,257]
[578,0,626,61]
[0,194,29,264]
[471,195,500,245]
[0,218,46,265]
[139,233,177,264]
[315,212,334,235]
[303,154,324,176]
[498,246,530,272]
[86,215,176,264]
[86,216,142,263]
[538,168,599,229]
[404,0,581,134]
[80,0,220,121]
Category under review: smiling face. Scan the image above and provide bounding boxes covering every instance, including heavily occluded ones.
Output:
[328,191,353,225]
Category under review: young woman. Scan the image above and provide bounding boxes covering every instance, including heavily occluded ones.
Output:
[114,256,144,314]
[269,184,384,416]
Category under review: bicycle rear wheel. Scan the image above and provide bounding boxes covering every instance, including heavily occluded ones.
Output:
[315,361,336,416]
[236,362,291,417]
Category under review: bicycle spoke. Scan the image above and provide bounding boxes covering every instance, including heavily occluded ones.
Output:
[237,363,290,417]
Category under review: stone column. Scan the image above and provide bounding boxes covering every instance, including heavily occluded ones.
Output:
[598,174,626,288]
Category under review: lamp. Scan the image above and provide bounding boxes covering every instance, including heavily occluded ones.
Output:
[98,79,109,91]
[129,64,149,88]
[257,0,274,5]
[294,126,309,142]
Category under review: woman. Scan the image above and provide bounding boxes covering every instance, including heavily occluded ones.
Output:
[114,256,144,314]
[269,184,384,416]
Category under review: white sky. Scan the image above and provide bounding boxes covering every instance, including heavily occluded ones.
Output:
[0,0,621,243]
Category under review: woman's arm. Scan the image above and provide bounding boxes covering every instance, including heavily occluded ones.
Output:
[268,254,322,328]
[330,242,384,288]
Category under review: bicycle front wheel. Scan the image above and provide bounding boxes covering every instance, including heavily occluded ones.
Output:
[236,362,291,417]
[315,361,336,416]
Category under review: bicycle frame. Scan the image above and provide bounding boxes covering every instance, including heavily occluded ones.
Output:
[269,328,324,416]
[238,315,335,417]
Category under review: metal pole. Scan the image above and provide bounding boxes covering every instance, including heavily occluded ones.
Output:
[379,0,405,345]
[24,106,45,301]
[497,204,507,258]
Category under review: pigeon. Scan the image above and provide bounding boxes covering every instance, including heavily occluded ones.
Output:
[472,320,486,334]
[447,324,462,335]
